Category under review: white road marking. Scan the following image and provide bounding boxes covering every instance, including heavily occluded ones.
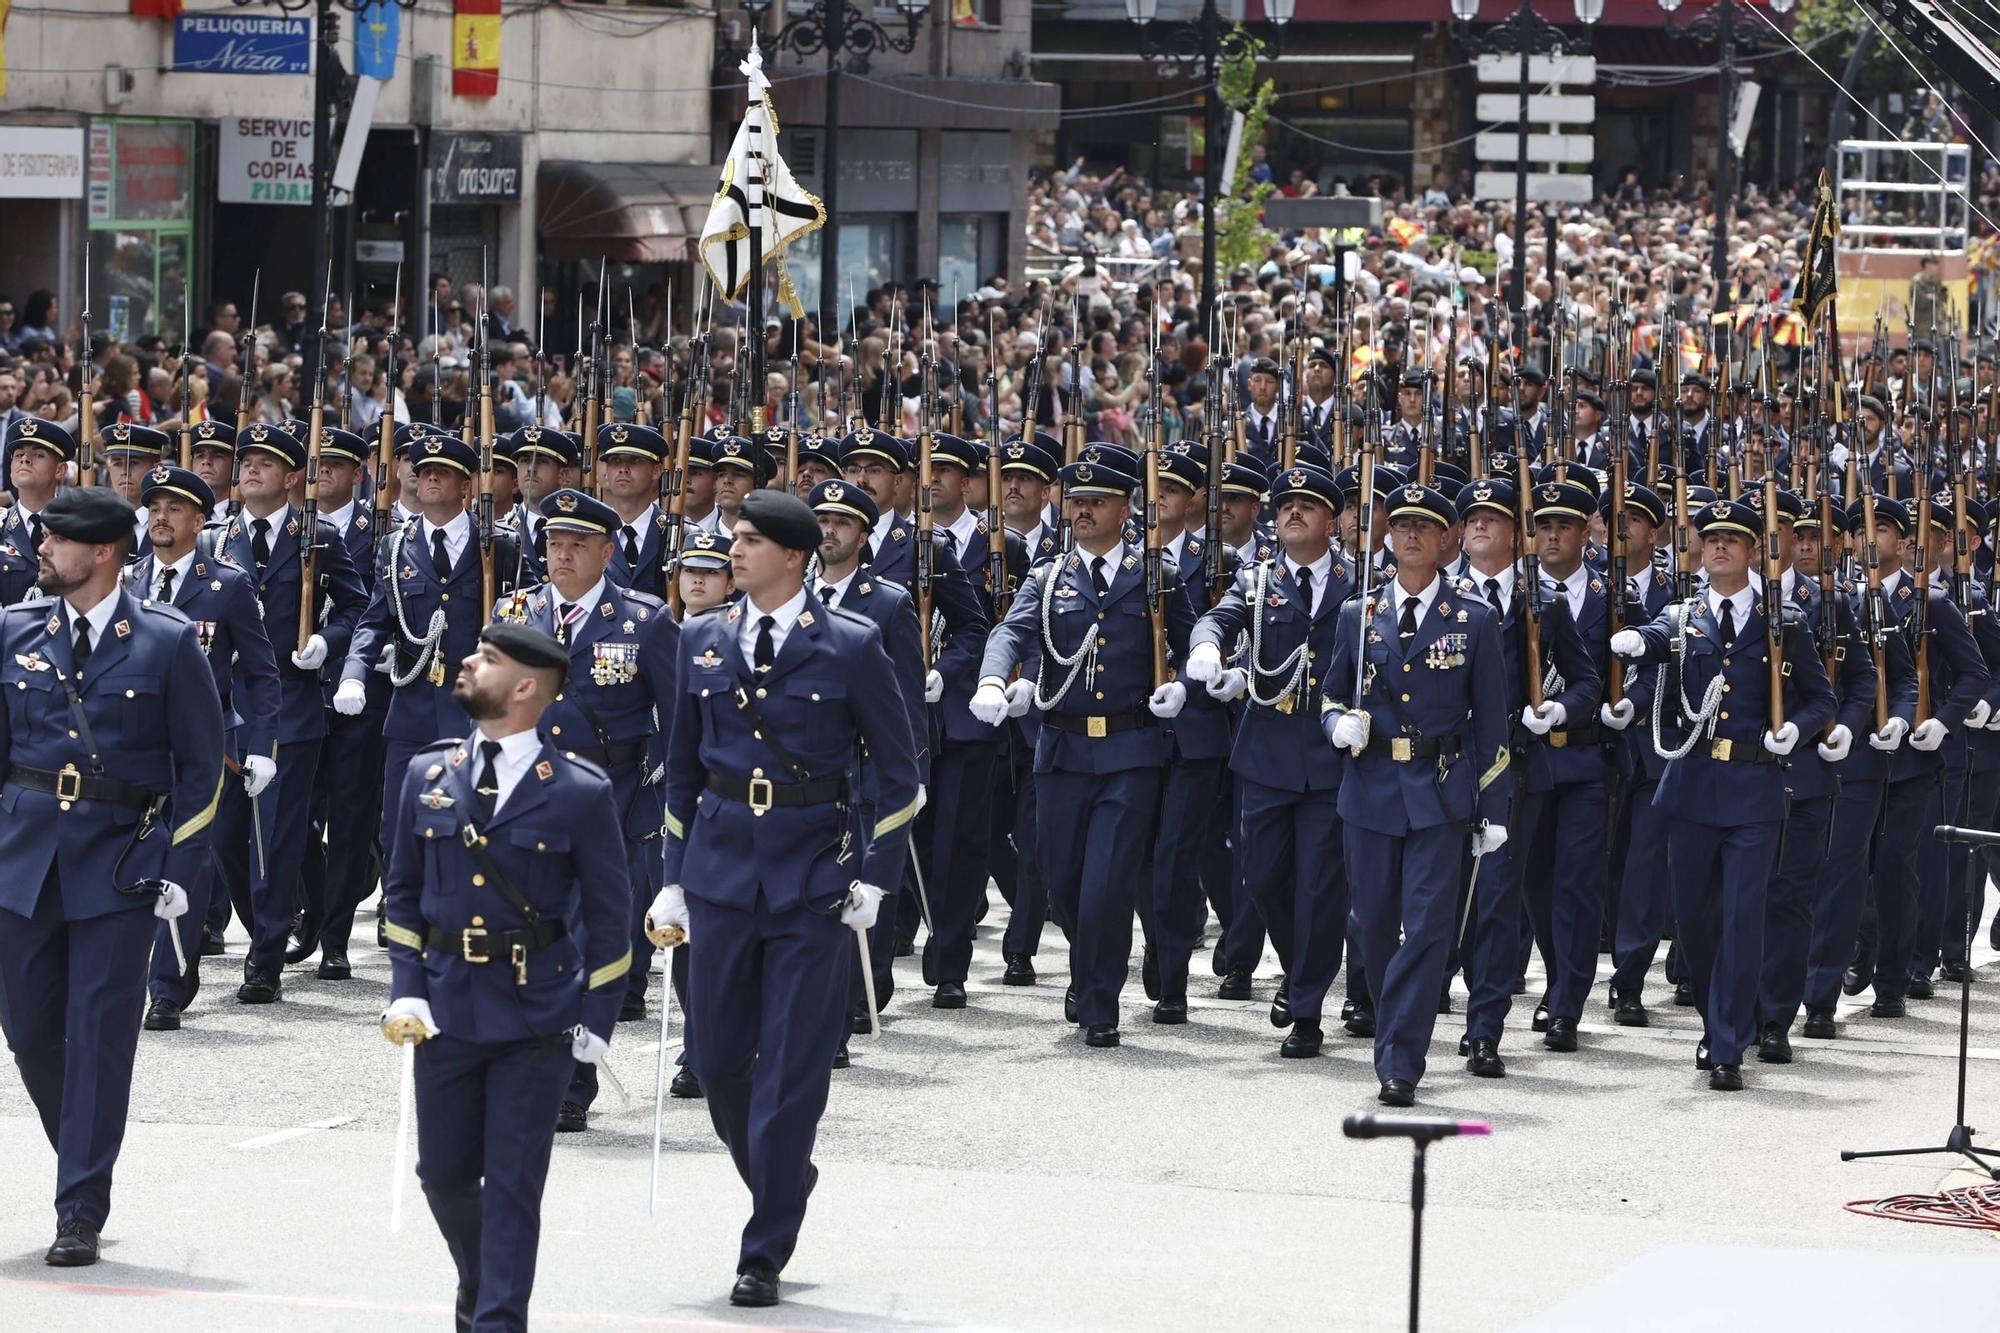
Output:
[232,1115,357,1149]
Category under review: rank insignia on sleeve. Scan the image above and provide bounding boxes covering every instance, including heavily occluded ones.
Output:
[536,761,554,781]
[114,620,131,639]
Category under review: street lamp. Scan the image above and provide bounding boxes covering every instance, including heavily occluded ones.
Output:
[740,0,933,323]
[1450,0,1598,335]
[1121,0,1292,335]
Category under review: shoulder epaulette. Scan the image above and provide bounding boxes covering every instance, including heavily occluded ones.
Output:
[140,600,192,625]
[559,750,610,782]
[418,737,461,754]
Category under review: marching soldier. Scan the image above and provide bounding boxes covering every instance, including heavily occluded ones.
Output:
[490,488,679,1131]
[598,422,674,598]
[1323,481,1510,1106]
[185,419,238,523]
[676,528,735,614]
[127,466,280,1030]
[650,489,919,1308]
[0,486,223,1265]
[0,418,70,605]
[972,455,1196,1047]
[378,623,633,1331]
[210,422,367,1003]
[505,424,583,587]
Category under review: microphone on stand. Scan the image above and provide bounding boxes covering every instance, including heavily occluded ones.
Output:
[1934,825,2000,848]
[1343,1114,1492,1144]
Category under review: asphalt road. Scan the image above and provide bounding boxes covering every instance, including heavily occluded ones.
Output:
[4,890,2000,1332]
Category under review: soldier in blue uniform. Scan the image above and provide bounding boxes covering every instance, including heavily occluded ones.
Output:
[676,528,735,613]
[505,424,582,587]
[127,466,280,1030]
[97,423,167,540]
[207,423,367,1003]
[598,422,674,599]
[0,486,224,1265]
[488,488,678,1131]
[650,490,918,1308]
[1610,497,1838,1090]
[972,457,1196,1047]
[378,622,633,1332]
[1323,481,1511,1106]
[1189,463,1352,1052]
[184,419,239,523]
[0,418,71,605]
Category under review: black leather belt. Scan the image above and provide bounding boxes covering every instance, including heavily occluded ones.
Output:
[1360,734,1462,762]
[1703,736,1780,765]
[1512,719,1604,749]
[1041,709,1152,738]
[707,772,847,814]
[7,763,159,810]
[426,917,568,966]
[566,739,647,767]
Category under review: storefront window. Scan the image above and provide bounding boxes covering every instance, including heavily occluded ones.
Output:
[939,214,1001,301]
[87,119,195,340]
[785,217,909,318]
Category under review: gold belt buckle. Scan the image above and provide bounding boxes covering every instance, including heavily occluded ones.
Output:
[1549,732,1568,749]
[746,775,774,815]
[511,942,528,986]
[1391,737,1414,762]
[1711,738,1734,761]
[1274,696,1295,715]
[1086,715,1107,738]
[461,926,490,963]
[55,763,82,803]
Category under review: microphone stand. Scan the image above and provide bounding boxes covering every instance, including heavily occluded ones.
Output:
[1342,1115,1489,1333]
[1840,823,2000,1179]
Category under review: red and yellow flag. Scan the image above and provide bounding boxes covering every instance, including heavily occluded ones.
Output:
[951,0,981,26]
[453,0,501,98]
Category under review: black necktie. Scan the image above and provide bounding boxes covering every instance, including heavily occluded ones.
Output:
[431,528,451,582]
[473,739,502,823]
[1485,576,1505,617]
[27,513,42,557]
[819,582,838,608]
[754,614,775,671]
[252,517,271,571]
[1399,595,1420,641]
[1091,555,1110,597]
[622,524,641,567]
[158,566,177,603]
[73,616,92,672]
[1717,597,1736,645]
[1296,564,1314,615]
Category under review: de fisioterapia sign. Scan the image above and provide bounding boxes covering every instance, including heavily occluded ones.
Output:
[171,13,313,75]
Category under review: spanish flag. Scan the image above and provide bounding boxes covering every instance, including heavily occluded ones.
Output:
[453,0,501,98]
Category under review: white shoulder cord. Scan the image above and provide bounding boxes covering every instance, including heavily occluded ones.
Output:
[1033,564,1098,709]
[1650,598,1726,760]
[1245,561,1310,707]
[385,523,447,688]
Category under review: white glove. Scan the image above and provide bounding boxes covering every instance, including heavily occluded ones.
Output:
[1205,667,1247,701]
[841,881,884,932]
[1148,681,1186,719]
[152,880,187,920]
[1763,721,1800,756]
[1471,823,1509,856]
[570,1028,610,1065]
[1601,699,1635,731]
[1969,700,1992,729]
[1521,700,1567,735]
[1185,641,1223,684]
[241,753,276,797]
[970,680,1008,726]
[1330,709,1371,752]
[1610,629,1646,658]
[1816,724,1853,763]
[1828,442,1851,472]
[381,996,439,1044]
[1911,717,1948,751]
[1003,676,1035,718]
[924,669,944,704]
[332,677,367,716]
[290,634,328,671]
[1986,707,2000,732]
[1869,716,1909,751]
[646,884,689,933]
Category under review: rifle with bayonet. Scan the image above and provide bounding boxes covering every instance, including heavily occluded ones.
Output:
[477,259,497,622]
[299,260,333,655]
[1143,328,1170,692]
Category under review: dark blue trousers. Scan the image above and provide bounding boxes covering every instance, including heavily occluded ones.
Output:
[1462,788,1525,1044]
[1869,773,1933,1002]
[1236,777,1345,1023]
[1346,823,1463,1087]
[225,738,323,973]
[1909,759,1969,981]
[1803,776,1885,1011]
[1519,780,1609,1023]
[687,895,850,1273]
[995,750,1045,958]
[154,733,241,1007]
[1610,776,1672,997]
[312,675,391,955]
[1946,762,2000,964]
[1758,794,1832,1031]
[570,811,662,1111]
[1667,817,1779,1065]
[415,1031,573,1333]
[1037,768,1161,1030]
[1214,776,1268,973]
[921,738,999,986]
[0,874,153,1230]
[1139,756,1226,997]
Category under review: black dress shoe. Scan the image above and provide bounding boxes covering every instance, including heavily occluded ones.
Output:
[143,998,182,1031]
[283,910,323,965]
[849,1009,873,1035]
[236,966,281,1004]
[1002,955,1037,986]
[1466,1038,1506,1078]
[1437,983,1454,1016]
[730,1263,780,1308]
[1672,981,1695,1008]
[556,1101,588,1133]
[316,952,351,981]
[1280,1019,1324,1058]
[1991,912,2000,953]
[1084,1024,1120,1048]
[1908,973,1936,1000]
[44,1220,99,1267]
[832,1040,850,1070]
[1378,1079,1416,1108]
[1531,996,1550,1032]
[1211,938,1228,977]
[1269,978,1292,1029]
[200,928,227,957]
[618,992,647,1023]
[1543,1016,1578,1052]
[670,1067,704,1099]
[1344,1004,1377,1038]
[1757,1024,1793,1064]
[1511,975,1528,995]
[1340,997,1357,1021]
[1217,966,1253,1001]
[1064,985,1078,1023]
[1870,995,1907,1018]
[1695,1041,1713,1072]
[921,950,937,987]
[893,938,915,958]
[1940,958,1973,983]
[1611,989,1650,1028]
[1709,1064,1744,1092]
[1152,995,1187,1025]
[932,981,967,1010]
[1457,1033,1470,1056]
[1142,948,1160,1002]
[1842,948,1875,997]
[1802,1007,1837,1040]
[455,1286,477,1333]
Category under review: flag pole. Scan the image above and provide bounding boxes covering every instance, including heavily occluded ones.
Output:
[746,50,768,437]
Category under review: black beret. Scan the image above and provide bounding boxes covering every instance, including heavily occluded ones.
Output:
[739,488,822,551]
[139,464,215,513]
[1248,357,1282,379]
[480,622,570,673]
[1629,368,1658,388]
[42,485,136,544]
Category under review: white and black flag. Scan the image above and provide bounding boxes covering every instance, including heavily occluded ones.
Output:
[700,45,825,316]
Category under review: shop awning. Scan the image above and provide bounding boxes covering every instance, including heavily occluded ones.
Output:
[537,161,716,263]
